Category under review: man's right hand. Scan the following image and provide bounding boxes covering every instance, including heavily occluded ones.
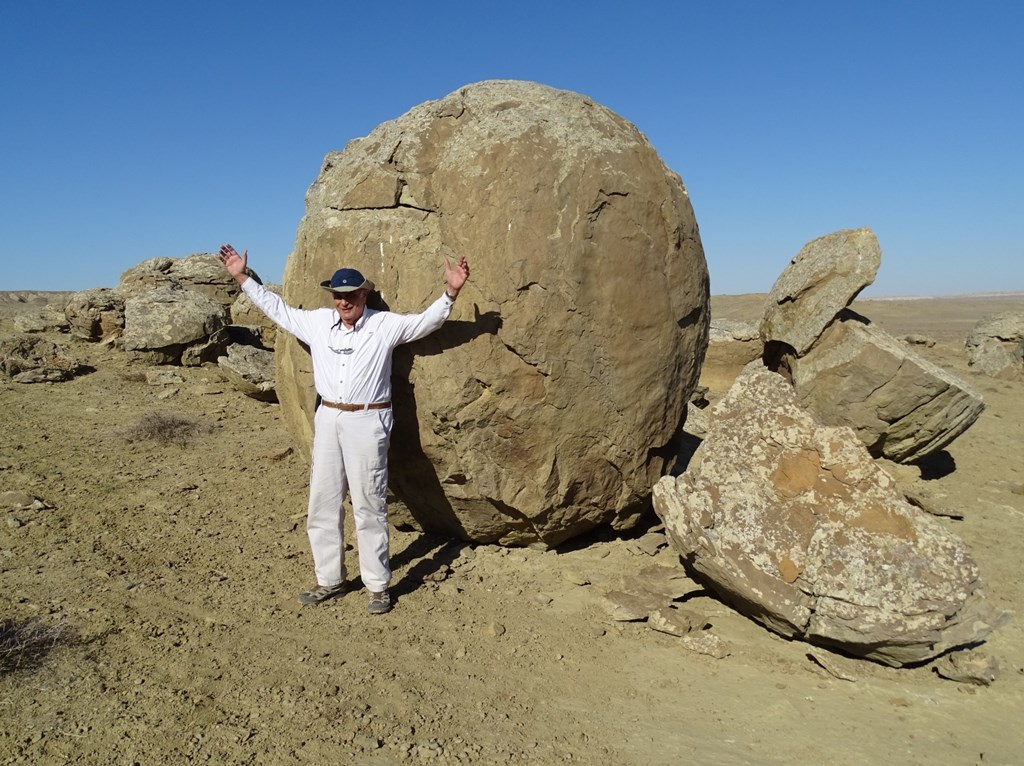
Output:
[218,244,249,284]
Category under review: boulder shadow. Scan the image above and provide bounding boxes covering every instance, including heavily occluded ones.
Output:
[914,450,957,480]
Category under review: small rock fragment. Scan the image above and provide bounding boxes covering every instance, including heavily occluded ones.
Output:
[422,566,451,583]
[933,651,1000,686]
[681,631,731,659]
[647,607,706,637]
[0,490,50,511]
[601,590,661,621]
[636,532,667,556]
[807,649,858,682]
[486,622,506,637]
[563,570,591,586]
[902,483,964,519]
[264,446,293,461]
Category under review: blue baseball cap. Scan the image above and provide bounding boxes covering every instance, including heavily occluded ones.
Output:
[320,268,375,293]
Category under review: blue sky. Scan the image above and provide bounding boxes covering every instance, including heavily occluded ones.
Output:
[1,1,1021,296]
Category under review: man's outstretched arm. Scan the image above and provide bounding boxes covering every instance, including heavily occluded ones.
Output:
[217,244,319,344]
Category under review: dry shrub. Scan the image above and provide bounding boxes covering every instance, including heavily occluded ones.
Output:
[121,412,212,447]
[0,617,70,674]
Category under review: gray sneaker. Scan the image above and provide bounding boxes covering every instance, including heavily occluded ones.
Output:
[298,582,347,605]
[368,590,392,615]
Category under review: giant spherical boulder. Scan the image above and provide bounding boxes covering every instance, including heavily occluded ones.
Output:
[278,80,710,546]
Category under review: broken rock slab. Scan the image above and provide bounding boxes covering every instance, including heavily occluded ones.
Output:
[648,607,708,636]
[217,344,277,401]
[933,650,1001,685]
[601,564,704,621]
[790,310,984,463]
[652,361,1007,667]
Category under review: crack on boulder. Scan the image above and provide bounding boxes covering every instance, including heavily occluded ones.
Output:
[386,140,402,165]
[586,190,628,223]
[326,202,436,215]
[501,341,550,377]
[516,282,544,292]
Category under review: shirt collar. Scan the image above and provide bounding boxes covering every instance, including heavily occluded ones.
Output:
[333,307,376,333]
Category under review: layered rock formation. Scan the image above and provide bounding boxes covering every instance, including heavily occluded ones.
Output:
[706,319,762,368]
[653,362,1006,666]
[792,310,984,461]
[278,80,710,546]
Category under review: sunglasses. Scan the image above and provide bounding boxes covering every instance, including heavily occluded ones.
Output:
[332,290,366,301]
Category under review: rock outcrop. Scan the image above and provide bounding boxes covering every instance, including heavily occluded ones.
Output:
[278,79,710,546]
[122,285,229,365]
[761,229,983,462]
[64,288,126,342]
[653,362,1006,666]
[706,319,762,368]
[0,336,84,383]
[12,304,69,334]
[965,311,1024,379]
[118,253,243,307]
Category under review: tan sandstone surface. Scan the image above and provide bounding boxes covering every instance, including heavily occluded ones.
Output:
[1,291,1023,765]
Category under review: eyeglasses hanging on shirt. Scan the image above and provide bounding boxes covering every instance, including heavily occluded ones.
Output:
[328,322,355,354]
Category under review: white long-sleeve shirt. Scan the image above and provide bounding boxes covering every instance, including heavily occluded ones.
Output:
[241,277,454,405]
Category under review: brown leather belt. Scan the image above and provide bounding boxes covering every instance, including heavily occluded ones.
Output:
[321,400,391,412]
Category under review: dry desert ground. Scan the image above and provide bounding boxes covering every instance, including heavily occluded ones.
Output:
[1,291,1022,765]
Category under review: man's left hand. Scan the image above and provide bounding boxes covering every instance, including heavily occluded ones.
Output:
[443,255,470,298]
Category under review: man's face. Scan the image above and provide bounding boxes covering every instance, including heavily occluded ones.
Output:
[333,288,368,326]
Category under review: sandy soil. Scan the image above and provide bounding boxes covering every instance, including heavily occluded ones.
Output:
[1,292,1022,765]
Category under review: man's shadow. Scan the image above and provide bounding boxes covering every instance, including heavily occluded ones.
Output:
[374,294,503,589]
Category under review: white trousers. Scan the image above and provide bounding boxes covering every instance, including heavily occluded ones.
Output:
[307,405,394,592]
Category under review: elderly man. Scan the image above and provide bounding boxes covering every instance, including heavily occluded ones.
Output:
[218,244,470,614]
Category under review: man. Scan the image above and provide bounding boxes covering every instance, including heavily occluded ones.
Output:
[218,244,470,614]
